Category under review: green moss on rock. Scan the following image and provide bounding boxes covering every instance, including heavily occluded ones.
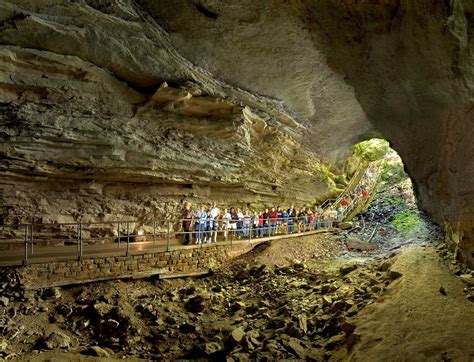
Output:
[391,209,422,234]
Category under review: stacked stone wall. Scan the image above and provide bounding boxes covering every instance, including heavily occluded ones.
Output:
[14,241,260,289]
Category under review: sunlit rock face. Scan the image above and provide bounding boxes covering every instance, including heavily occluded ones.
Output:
[0,1,473,264]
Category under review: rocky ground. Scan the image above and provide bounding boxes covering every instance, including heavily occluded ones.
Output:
[0,233,408,361]
[1,232,472,361]
[1,176,473,361]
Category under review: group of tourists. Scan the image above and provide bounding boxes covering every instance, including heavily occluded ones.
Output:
[181,202,342,245]
[180,162,383,245]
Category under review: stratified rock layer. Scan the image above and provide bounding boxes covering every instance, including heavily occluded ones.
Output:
[0,1,340,228]
[0,1,473,264]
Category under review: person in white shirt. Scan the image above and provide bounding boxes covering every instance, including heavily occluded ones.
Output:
[209,202,220,243]
[252,211,260,237]
[236,208,244,239]
[222,208,231,240]
[243,209,251,238]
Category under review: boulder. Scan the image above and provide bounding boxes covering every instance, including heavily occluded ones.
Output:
[0,296,9,307]
[179,323,197,334]
[287,338,306,359]
[331,300,348,312]
[338,222,353,230]
[44,331,72,350]
[298,314,308,334]
[322,296,332,307]
[324,333,346,350]
[93,302,113,318]
[230,301,245,313]
[231,327,245,343]
[379,260,393,272]
[340,322,356,334]
[43,287,62,300]
[185,295,206,313]
[204,342,224,355]
[82,346,110,357]
[388,270,403,280]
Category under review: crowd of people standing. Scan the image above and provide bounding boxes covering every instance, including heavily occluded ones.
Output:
[181,202,342,245]
[180,161,381,245]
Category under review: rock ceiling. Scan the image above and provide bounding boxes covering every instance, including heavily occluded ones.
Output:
[0,0,473,263]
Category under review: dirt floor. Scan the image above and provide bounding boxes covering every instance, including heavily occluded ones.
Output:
[340,246,474,361]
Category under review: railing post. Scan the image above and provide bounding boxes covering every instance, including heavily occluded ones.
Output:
[249,223,252,244]
[78,223,83,261]
[23,225,28,266]
[166,221,171,252]
[30,223,34,255]
[77,223,80,253]
[126,222,130,257]
[117,222,121,248]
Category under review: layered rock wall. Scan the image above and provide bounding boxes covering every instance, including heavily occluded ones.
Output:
[0,1,341,228]
[0,1,473,264]
[142,0,474,265]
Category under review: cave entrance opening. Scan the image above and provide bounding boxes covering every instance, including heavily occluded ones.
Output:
[346,138,434,248]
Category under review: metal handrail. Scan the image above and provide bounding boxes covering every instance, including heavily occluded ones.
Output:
[0,158,387,266]
[0,215,339,266]
[338,159,384,221]
[320,161,370,211]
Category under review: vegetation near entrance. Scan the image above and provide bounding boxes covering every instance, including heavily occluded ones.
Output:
[381,157,407,184]
[390,208,423,234]
[353,139,390,162]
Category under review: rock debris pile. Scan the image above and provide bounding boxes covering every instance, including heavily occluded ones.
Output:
[0,248,405,360]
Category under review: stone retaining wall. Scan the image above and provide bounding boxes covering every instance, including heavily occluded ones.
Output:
[14,241,262,289]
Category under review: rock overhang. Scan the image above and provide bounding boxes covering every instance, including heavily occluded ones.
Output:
[0,0,473,264]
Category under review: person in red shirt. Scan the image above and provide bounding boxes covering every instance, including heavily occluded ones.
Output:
[258,211,264,237]
[341,198,349,207]
[269,207,278,236]
[308,211,315,230]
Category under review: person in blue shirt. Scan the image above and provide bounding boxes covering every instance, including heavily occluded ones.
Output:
[281,209,289,234]
[200,208,208,242]
[287,206,296,234]
[194,207,203,244]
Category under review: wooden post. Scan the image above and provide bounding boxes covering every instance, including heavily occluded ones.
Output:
[77,223,81,253]
[117,222,121,248]
[30,223,34,255]
[249,223,252,244]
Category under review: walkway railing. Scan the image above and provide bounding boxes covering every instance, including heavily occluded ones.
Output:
[0,158,387,267]
[336,159,384,221]
[0,217,337,267]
